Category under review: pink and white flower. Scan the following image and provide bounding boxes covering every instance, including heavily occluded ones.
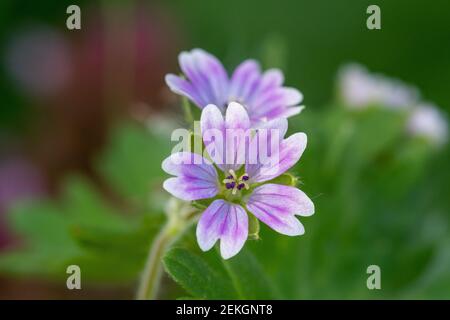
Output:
[407,104,448,146]
[337,63,419,110]
[165,49,303,125]
[161,102,314,259]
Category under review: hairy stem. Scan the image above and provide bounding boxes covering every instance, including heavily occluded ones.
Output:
[182,96,194,126]
[136,199,197,300]
[136,223,176,299]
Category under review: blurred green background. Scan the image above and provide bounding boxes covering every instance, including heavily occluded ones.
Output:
[0,0,449,299]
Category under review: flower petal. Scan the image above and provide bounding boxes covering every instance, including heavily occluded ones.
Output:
[246,205,304,236]
[255,117,288,139]
[193,49,230,108]
[224,102,251,170]
[219,203,248,259]
[228,60,261,104]
[225,101,251,130]
[196,200,228,251]
[162,152,219,201]
[200,104,226,170]
[163,177,218,201]
[247,183,315,217]
[246,68,284,107]
[246,132,307,183]
[200,103,251,172]
[246,184,314,236]
[257,87,303,110]
[260,69,284,89]
[196,200,248,259]
[165,74,205,107]
[252,87,303,120]
[276,105,304,119]
[178,49,229,109]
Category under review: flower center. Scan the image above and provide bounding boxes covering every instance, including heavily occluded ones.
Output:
[222,169,250,195]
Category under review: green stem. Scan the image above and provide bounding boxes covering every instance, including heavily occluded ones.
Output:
[182,96,194,126]
[136,224,173,300]
[136,199,197,300]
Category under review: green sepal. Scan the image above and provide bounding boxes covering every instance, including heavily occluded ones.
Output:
[191,198,214,211]
[265,172,298,187]
[247,213,260,240]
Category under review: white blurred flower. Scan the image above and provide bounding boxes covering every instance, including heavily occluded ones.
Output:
[338,63,419,110]
[407,104,448,147]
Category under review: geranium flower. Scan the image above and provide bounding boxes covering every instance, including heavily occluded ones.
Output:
[161,102,314,259]
[165,48,303,125]
[338,63,419,110]
[407,104,448,146]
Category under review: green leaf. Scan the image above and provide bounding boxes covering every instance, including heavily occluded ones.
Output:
[163,247,237,299]
[0,175,166,283]
[97,122,171,208]
[0,201,80,276]
[221,248,279,299]
[62,176,134,231]
[163,223,280,300]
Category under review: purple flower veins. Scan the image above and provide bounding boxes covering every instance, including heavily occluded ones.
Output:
[162,102,314,259]
[165,48,304,126]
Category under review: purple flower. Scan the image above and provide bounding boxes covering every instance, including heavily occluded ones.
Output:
[162,102,314,259]
[165,49,304,125]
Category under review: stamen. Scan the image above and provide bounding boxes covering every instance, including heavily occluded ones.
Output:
[228,169,237,180]
[222,177,234,184]
[225,182,235,189]
[223,171,250,194]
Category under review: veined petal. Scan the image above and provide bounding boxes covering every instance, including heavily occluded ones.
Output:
[178,49,229,109]
[192,49,229,108]
[225,102,251,130]
[165,74,205,107]
[162,152,217,179]
[257,69,284,93]
[250,208,304,236]
[196,200,248,259]
[247,132,307,183]
[246,68,284,108]
[200,104,226,170]
[246,184,313,236]
[200,103,251,172]
[247,183,315,217]
[162,152,219,201]
[229,60,261,104]
[256,105,304,122]
[276,105,304,119]
[163,177,218,201]
[252,87,303,119]
[224,102,251,170]
[255,117,288,139]
[220,203,249,259]
[196,200,228,251]
[179,51,215,106]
